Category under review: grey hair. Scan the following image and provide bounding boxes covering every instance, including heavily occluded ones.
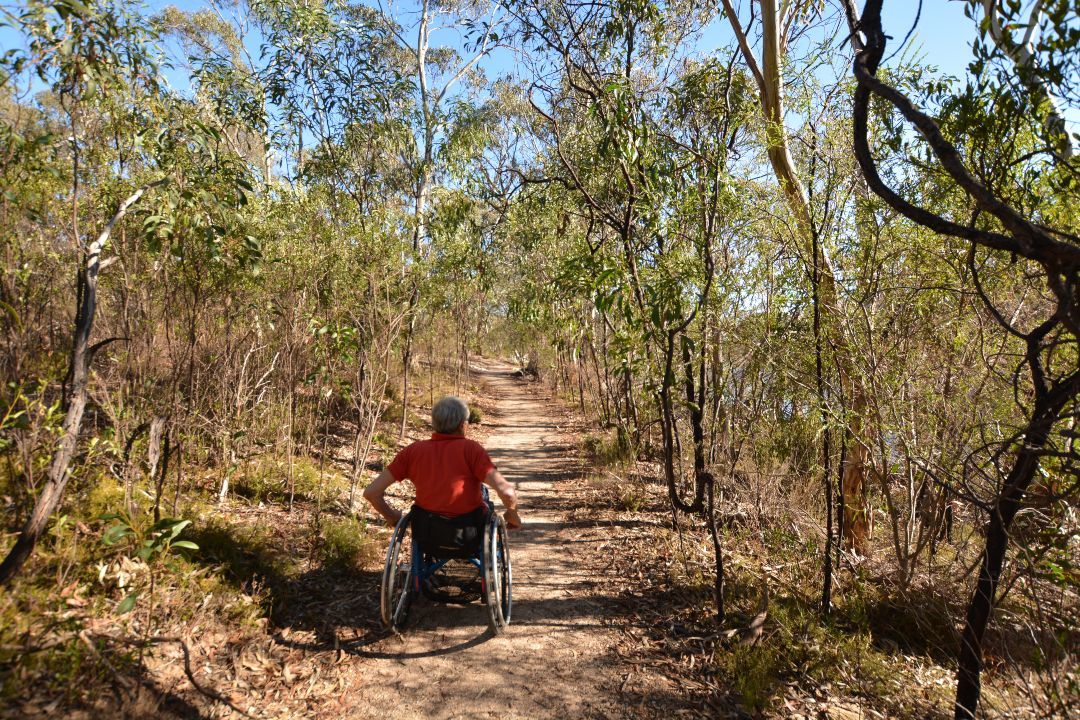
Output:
[431,396,469,434]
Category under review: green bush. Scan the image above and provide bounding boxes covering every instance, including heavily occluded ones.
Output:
[231,456,344,504]
[372,431,396,456]
[727,644,781,712]
[84,475,126,522]
[320,515,378,572]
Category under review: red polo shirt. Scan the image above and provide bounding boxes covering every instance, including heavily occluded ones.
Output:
[386,433,496,517]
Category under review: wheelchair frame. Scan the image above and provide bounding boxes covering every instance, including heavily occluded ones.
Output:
[380,507,512,634]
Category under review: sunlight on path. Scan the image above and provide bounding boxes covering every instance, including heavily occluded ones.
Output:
[346,360,624,719]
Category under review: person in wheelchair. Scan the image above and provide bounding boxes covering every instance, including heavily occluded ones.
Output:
[365,396,519,632]
[363,395,521,533]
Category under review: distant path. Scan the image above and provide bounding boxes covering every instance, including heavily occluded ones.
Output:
[350,359,624,719]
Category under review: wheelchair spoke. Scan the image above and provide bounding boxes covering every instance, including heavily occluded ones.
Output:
[381,514,415,630]
[484,514,512,634]
[383,509,511,634]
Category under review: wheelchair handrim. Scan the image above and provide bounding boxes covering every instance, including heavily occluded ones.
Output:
[498,518,512,622]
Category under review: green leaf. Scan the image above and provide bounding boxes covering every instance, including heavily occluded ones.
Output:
[171,540,199,551]
[116,592,139,614]
[102,523,133,545]
[165,519,191,539]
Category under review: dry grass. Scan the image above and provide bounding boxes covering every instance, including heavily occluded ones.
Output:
[571,455,1075,719]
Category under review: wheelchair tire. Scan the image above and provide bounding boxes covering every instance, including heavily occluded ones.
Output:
[380,513,415,630]
[482,513,512,634]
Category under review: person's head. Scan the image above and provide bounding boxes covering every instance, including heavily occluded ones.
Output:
[431,396,469,435]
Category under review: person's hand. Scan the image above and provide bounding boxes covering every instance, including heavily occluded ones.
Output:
[387,509,403,527]
[504,507,522,529]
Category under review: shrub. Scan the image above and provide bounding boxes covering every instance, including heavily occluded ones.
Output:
[231,456,344,504]
[381,402,404,425]
[616,482,648,512]
[372,431,396,456]
[726,644,781,713]
[84,475,126,522]
[320,515,378,572]
[584,472,651,513]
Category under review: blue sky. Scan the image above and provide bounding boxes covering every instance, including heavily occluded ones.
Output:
[4,0,1062,131]
[0,1,984,88]
[877,0,977,78]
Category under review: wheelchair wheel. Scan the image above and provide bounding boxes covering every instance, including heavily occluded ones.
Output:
[380,513,415,630]
[482,513,512,634]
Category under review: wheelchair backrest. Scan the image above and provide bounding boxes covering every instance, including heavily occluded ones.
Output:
[410,505,486,559]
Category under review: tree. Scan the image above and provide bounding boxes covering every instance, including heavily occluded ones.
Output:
[721,0,873,562]
[846,1,1079,716]
[502,0,747,618]
[372,0,506,439]
[0,0,259,583]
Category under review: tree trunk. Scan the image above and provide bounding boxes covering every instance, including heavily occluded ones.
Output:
[724,0,871,554]
[841,401,872,552]
[813,219,834,613]
[399,315,415,442]
[955,370,1080,719]
[0,183,158,586]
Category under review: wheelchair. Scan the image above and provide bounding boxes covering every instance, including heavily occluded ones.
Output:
[380,499,512,635]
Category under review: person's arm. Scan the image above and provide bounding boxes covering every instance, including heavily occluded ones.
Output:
[483,467,521,528]
[363,468,403,527]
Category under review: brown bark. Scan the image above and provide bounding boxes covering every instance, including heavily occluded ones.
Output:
[840,393,872,551]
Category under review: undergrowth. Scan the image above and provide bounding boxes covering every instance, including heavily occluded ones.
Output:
[320,515,379,571]
[0,454,384,718]
[580,426,633,468]
[231,455,347,504]
[586,465,1062,718]
[0,346,494,717]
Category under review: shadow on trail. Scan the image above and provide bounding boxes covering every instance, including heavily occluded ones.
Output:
[524,518,670,533]
[270,625,491,661]
[269,591,621,660]
[493,448,578,485]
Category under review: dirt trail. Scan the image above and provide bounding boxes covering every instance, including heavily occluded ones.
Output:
[349,360,625,719]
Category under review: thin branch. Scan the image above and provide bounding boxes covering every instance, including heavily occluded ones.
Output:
[719,0,766,92]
